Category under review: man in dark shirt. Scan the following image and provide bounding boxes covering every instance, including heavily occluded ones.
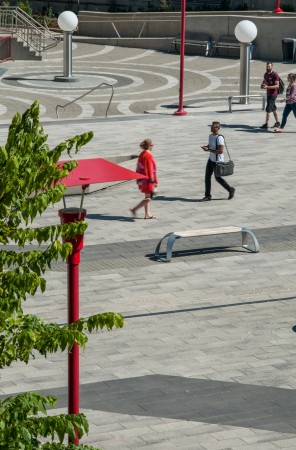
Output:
[260,62,280,129]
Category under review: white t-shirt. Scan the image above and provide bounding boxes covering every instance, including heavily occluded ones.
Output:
[209,133,224,162]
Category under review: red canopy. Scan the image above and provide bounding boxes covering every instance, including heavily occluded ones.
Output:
[57,157,146,187]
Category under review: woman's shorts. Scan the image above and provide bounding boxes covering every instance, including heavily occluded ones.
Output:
[266,96,277,113]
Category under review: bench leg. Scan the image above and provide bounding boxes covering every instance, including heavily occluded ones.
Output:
[166,234,178,262]
[241,228,259,253]
[228,96,233,113]
[209,42,214,57]
[154,232,175,262]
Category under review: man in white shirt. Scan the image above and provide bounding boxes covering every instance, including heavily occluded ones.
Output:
[200,121,235,201]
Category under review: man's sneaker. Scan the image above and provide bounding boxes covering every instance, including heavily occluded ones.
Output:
[274,128,283,133]
[228,188,235,200]
[272,122,280,128]
[200,196,211,202]
[260,123,268,129]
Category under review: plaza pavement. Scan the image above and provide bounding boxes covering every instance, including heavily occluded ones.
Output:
[1,43,296,449]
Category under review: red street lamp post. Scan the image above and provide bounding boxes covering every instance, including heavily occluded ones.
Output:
[273,0,283,13]
[174,0,188,116]
[57,158,147,443]
[59,206,87,445]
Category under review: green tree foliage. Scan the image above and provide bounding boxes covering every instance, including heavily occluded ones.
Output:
[17,0,33,15]
[0,101,124,449]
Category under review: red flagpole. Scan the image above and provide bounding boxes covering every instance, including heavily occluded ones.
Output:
[59,207,87,445]
[273,0,283,12]
[174,0,188,116]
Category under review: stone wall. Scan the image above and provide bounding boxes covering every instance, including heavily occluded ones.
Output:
[76,11,296,60]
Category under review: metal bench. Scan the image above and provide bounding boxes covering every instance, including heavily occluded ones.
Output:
[228,94,266,113]
[215,35,255,59]
[154,226,259,262]
[170,33,214,56]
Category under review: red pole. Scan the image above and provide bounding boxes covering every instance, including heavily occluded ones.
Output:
[174,0,188,116]
[59,207,87,445]
[273,0,283,12]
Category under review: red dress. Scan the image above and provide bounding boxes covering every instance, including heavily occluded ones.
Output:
[136,150,158,194]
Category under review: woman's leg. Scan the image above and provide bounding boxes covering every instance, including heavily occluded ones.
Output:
[131,194,154,218]
[280,104,292,129]
[131,197,146,215]
[143,194,153,218]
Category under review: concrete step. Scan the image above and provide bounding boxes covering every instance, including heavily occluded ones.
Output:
[12,36,42,60]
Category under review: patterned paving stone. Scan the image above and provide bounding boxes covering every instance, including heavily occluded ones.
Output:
[1,44,296,449]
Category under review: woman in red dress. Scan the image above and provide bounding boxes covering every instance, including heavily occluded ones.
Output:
[130,138,158,219]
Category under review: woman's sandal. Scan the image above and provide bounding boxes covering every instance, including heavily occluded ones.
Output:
[145,215,156,219]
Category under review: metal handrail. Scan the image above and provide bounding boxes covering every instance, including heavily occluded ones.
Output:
[228,94,266,113]
[56,82,114,119]
[0,6,61,56]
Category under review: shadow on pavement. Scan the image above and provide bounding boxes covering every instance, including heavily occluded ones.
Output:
[87,213,134,222]
[147,246,244,262]
[154,196,225,202]
[221,124,266,133]
[37,374,296,434]
[154,195,197,202]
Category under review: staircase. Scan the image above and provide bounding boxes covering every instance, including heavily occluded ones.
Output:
[0,6,61,60]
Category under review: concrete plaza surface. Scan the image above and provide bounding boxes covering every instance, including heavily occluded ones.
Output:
[1,44,296,449]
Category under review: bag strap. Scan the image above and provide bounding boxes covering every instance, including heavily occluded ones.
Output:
[216,134,232,161]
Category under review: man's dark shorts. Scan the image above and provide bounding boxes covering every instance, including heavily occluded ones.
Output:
[266,96,277,112]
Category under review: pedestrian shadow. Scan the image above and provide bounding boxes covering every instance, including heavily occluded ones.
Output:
[154,195,197,202]
[34,374,296,434]
[86,213,134,222]
[154,196,225,202]
[221,124,265,133]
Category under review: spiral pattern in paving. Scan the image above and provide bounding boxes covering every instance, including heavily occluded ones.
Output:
[0,42,269,120]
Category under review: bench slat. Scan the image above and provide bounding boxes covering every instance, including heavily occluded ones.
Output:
[174,227,241,238]
[171,34,214,56]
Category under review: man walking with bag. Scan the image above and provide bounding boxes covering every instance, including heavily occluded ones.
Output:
[200,121,235,202]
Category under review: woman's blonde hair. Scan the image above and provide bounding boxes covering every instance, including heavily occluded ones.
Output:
[140,138,152,150]
[288,73,296,83]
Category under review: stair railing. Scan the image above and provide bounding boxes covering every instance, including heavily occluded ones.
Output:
[56,82,114,119]
[0,6,61,56]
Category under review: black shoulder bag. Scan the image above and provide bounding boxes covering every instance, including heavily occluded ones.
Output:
[214,134,234,177]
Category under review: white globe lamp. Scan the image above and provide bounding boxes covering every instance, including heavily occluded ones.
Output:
[235,20,257,43]
[55,11,79,82]
[58,11,78,32]
[234,20,258,104]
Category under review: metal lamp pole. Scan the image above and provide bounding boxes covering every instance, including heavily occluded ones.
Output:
[55,11,80,82]
[59,206,87,445]
[239,42,251,105]
[174,0,188,116]
[234,20,257,106]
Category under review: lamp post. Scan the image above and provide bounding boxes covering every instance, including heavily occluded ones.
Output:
[234,20,257,105]
[174,0,188,116]
[56,158,147,444]
[274,0,283,13]
[54,11,79,82]
[58,206,87,445]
